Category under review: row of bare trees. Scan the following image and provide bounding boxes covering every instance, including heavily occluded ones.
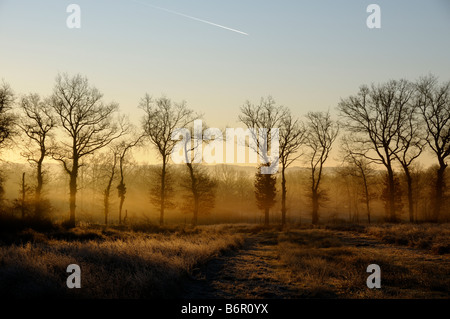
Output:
[338,75,450,222]
[240,98,339,226]
[0,74,138,227]
[0,73,448,227]
[240,75,449,225]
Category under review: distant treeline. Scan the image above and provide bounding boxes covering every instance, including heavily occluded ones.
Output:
[0,73,448,226]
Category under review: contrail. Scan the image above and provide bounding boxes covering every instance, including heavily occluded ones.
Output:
[129,0,249,36]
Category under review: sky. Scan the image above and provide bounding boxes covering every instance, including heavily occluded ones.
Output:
[0,0,449,165]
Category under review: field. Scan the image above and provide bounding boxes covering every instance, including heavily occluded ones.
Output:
[0,222,449,299]
[0,224,244,298]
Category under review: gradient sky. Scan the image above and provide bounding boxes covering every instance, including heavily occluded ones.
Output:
[1,0,450,164]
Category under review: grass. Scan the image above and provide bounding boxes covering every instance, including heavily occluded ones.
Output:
[276,227,450,298]
[0,225,244,298]
[0,220,449,299]
[365,223,450,254]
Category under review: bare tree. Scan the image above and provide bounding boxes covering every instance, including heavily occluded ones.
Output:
[279,111,306,226]
[11,171,35,219]
[175,121,218,226]
[416,75,450,221]
[394,101,426,222]
[239,96,286,166]
[254,163,277,226]
[148,164,177,222]
[0,80,16,149]
[338,79,414,222]
[21,172,26,219]
[380,171,404,217]
[116,134,145,224]
[103,149,118,225]
[18,93,56,217]
[336,166,360,222]
[305,111,339,224]
[50,73,125,227]
[239,97,286,225]
[340,136,376,223]
[140,95,196,225]
[180,163,217,226]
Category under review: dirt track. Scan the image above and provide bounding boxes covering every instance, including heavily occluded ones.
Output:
[181,229,450,299]
[181,231,297,299]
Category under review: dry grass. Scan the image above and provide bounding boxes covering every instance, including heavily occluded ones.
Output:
[0,225,244,298]
[365,223,450,254]
[277,227,450,298]
[1,222,449,299]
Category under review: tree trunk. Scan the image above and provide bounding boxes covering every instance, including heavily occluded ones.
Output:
[160,159,166,226]
[193,196,199,226]
[104,196,109,225]
[362,175,371,224]
[123,209,128,224]
[21,172,26,219]
[104,164,115,225]
[281,166,287,227]
[118,192,125,224]
[434,163,447,222]
[386,166,396,222]
[354,199,360,223]
[359,165,372,224]
[345,180,352,221]
[404,168,414,223]
[118,155,125,225]
[264,207,269,226]
[68,162,78,228]
[187,163,199,226]
[69,174,77,227]
[35,157,44,217]
[312,190,319,225]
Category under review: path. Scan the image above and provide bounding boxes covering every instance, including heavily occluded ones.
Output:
[181,231,297,299]
[180,228,450,299]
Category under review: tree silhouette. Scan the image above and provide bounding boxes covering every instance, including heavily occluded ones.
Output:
[103,149,118,225]
[50,73,125,228]
[239,96,285,168]
[340,136,377,223]
[0,80,16,149]
[338,79,414,222]
[116,134,144,224]
[254,163,277,226]
[394,98,426,222]
[176,122,218,226]
[239,97,286,225]
[180,164,217,226]
[380,172,404,220]
[305,111,339,224]
[279,111,306,226]
[140,95,196,225]
[12,172,33,219]
[18,93,56,217]
[416,75,450,221]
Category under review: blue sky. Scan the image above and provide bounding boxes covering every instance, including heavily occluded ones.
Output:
[0,0,449,159]
[1,0,449,124]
